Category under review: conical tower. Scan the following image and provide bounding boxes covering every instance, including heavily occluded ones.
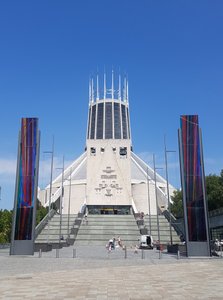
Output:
[86,72,132,213]
[87,72,131,141]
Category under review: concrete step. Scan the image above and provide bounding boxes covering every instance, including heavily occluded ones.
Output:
[74,214,140,247]
[74,240,138,246]
[40,229,75,235]
[144,220,170,224]
[40,225,78,231]
[78,225,138,230]
[35,212,181,247]
[36,235,76,241]
[50,218,77,223]
[50,215,78,219]
[49,220,78,225]
[78,229,139,235]
[35,213,81,246]
[82,220,137,224]
[85,218,136,222]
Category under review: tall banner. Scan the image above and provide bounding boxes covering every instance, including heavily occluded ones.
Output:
[10,118,40,255]
[179,115,210,256]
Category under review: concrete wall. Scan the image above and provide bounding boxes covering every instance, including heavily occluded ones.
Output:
[131,181,157,214]
[86,139,132,206]
[62,181,86,214]
[37,148,174,215]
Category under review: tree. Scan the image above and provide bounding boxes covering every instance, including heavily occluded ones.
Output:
[206,173,223,211]
[170,190,183,219]
[171,169,223,218]
[0,209,12,243]
[36,201,48,225]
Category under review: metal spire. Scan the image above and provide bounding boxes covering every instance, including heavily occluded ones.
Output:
[89,78,91,104]
[111,69,114,99]
[118,74,121,101]
[126,77,129,103]
[91,78,94,103]
[96,74,99,100]
[123,77,127,102]
[103,72,106,99]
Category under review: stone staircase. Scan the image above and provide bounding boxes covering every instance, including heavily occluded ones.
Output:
[74,214,140,246]
[142,215,181,244]
[35,213,181,250]
[35,214,81,249]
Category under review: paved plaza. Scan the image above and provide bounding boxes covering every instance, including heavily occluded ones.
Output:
[0,246,223,299]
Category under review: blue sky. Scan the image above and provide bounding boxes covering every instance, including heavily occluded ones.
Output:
[0,0,223,209]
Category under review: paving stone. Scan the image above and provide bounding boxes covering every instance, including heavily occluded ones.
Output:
[0,246,223,299]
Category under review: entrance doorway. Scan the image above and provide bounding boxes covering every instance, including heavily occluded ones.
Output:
[87,205,131,215]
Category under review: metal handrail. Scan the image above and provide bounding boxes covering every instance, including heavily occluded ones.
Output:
[35,209,56,239]
[163,209,185,240]
[80,204,87,215]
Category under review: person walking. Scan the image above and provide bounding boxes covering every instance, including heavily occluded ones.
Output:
[84,213,88,225]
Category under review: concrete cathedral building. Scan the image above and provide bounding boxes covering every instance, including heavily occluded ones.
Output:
[38,73,175,217]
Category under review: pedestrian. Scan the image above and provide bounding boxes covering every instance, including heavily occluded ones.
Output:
[134,244,138,254]
[84,213,88,225]
[112,237,116,249]
[117,236,122,248]
[108,238,114,252]
[140,212,144,220]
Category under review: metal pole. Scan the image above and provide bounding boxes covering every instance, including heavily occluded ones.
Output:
[153,154,161,246]
[56,248,59,258]
[10,131,21,255]
[58,156,64,248]
[44,136,54,245]
[67,168,72,239]
[147,167,152,236]
[178,128,189,257]
[164,135,173,245]
[199,128,211,256]
[73,248,76,258]
[49,137,54,213]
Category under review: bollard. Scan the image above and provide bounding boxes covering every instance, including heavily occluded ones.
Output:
[221,245,223,258]
[141,249,145,259]
[177,250,180,260]
[124,246,127,259]
[73,248,76,258]
[39,249,42,258]
[56,248,59,258]
[159,249,162,259]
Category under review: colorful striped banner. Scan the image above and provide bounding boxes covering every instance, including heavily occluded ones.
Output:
[14,118,38,240]
[180,115,207,241]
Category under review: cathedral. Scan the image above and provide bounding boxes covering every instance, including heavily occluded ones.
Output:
[38,72,175,216]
